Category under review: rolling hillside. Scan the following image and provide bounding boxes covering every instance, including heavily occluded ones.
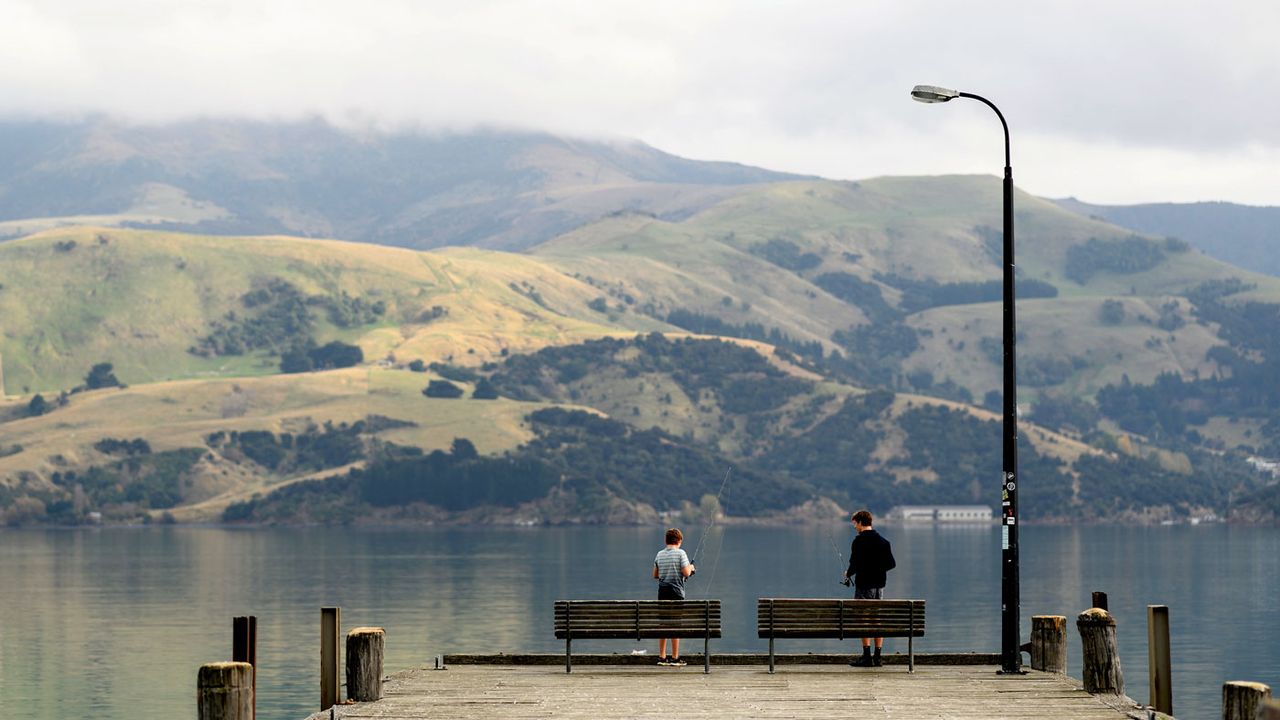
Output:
[0,226,666,394]
[1054,197,1280,277]
[530,176,1280,402]
[2,124,1279,524]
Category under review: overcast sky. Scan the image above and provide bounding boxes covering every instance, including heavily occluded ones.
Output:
[3,0,1278,205]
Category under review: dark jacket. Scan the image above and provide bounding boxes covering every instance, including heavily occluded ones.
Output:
[847,528,896,590]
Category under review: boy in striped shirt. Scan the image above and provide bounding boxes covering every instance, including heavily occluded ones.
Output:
[652,527,695,666]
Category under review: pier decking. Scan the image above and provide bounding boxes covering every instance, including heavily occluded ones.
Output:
[305,657,1146,719]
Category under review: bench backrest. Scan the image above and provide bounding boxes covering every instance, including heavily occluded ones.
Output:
[756,598,925,639]
[555,600,722,640]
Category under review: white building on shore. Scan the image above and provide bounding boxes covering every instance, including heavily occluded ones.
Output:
[886,505,993,523]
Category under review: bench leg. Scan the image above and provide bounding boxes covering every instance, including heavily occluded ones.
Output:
[769,637,775,674]
[704,637,710,674]
[566,638,572,673]
[908,635,913,674]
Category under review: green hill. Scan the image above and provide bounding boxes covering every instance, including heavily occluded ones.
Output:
[3,169,1280,525]
[530,176,1280,401]
[0,226,665,394]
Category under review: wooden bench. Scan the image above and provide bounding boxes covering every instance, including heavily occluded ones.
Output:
[554,600,722,673]
[757,598,925,673]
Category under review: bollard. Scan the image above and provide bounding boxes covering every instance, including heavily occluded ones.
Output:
[232,616,257,720]
[1222,681,1271,720]
[1091,591,1108,611]
[1030,615,1067,673]
[1258,698,1280,720]
[1146,605,1172,716]
[1077,608,1123,695]
[198,662,254,720]
[321,607,341,710]
[346,627,386,702]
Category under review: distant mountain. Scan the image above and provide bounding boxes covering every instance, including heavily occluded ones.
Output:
[1052,198,1280,277]
[0,118,802,250]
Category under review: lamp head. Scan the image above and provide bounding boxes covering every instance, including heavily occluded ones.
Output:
[911,85,960,104]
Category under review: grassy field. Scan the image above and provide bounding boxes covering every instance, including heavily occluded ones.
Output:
[0,227,656,394]
[0,366,563,520]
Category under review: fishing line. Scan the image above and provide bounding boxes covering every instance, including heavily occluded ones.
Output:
[690,467,731,564]
[690,467,732,599]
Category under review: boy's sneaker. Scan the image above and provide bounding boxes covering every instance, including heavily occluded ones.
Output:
[849,655,874,667]
[872,654,883,667]
[668,658,686,667]
[657,656,672,666]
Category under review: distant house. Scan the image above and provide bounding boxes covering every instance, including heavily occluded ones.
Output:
[887,505,992,523]
[1247,456,1280,480]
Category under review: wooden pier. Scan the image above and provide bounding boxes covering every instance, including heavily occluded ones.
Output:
[302,655,1148,719]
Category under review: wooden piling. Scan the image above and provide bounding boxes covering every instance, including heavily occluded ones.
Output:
[321,607,341,710]
[1030,615,1067,673]
[1222,681,1271,720]
[232,616,257,720]
[1146,605,1171,716]
[197,661,254,720]
[346,627,386,702]
[1258,698,1280,720]
[1091,591,1108,611]
[1077,607,1123,695]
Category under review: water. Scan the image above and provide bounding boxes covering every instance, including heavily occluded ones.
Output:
[1,524,1276,719]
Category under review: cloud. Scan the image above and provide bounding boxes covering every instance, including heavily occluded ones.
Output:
[1,0,1277,204]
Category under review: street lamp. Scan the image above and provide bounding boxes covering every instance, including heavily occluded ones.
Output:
[910,84,1022,674]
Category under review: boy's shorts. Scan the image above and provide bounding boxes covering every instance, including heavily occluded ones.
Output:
[658,584,684,600]
[854,586,883,599]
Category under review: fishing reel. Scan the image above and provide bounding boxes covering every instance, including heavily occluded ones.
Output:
[840,577,852,587]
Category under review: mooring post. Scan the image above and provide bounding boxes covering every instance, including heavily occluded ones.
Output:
[1258,698,1280,720]
[1091,591,1108,611]
[1146,605,1172,715]
[1222,681,1271,720]
[321,607,341,711]
[198,661,254,720]
[232,616,257,720]
[1077,607,1123,695]
[346,627,385,702]
[1030,615,1066,673]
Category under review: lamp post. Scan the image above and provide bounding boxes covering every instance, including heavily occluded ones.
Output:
[910,84,1022,674]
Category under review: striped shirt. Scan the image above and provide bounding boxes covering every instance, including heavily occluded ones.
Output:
[654,547,691,593]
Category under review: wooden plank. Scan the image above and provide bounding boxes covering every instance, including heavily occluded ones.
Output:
[303,664,1139,720]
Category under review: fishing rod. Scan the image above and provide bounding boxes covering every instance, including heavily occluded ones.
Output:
[828,527,852,587]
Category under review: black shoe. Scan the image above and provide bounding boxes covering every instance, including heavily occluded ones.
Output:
[658,656,671,666]
[849,655,874,667]
[669,658,686,667]
[872,654,883,667]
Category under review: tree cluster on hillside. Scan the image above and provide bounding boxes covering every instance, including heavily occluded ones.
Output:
[829,322,921,388]
[206,417,409,474]
[750,238,822,271]
[280,339,364,373]
[873,272,1059,313]
[664,309,824,361]
[489,334,815,413]
[47,448,206,519]
[191,277,383,360]
[1064,236,1176,284]
[813,272,900,324]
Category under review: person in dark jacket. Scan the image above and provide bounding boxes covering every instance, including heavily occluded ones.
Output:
[843,509,896,667]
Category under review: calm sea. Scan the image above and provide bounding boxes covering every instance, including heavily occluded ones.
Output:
[0,524,1276,719]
